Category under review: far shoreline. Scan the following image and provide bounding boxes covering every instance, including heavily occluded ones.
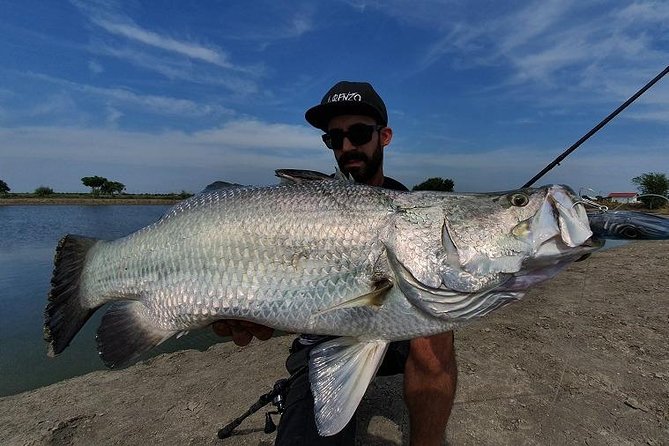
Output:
[0,197,183,206]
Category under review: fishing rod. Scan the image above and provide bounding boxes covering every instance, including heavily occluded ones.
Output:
[522,65,669,188]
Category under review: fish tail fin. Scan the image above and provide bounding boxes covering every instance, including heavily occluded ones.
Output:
[97,301,176,368]
[44,234,101,356]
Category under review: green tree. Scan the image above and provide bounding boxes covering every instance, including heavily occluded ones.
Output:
[0,179,9,195]
[101,180,126,196]
[34,186,54,197]
[631,172,669,209]
[81,176,108,196]
[412,177,455,192]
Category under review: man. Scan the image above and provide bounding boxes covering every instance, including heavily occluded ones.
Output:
[213,81,457,446]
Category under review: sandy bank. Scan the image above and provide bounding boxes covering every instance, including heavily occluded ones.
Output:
[1,242,667,445]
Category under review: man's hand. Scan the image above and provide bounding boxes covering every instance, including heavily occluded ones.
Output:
[211,320,274,346]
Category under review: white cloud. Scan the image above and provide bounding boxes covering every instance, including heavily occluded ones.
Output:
[195,119,319,149]
[26,93,79,118]
[0,119,331,192]
[70,0,262,86]
[497,0,573,54]
[2,117,666,196]
[91,86,218,116]
[408,1,669,94]
[89,45,259,93]
[625,107,669,123]
[105,106,123,126]
[88,60,104,74]
[26,72,233,117]
[93,19,233,69]
[218,5,316,46]
[614,1,669,24]
[291,14,314,36]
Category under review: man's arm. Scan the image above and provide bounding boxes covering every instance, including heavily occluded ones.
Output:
[211,320,274,346]
[403,331,457,446]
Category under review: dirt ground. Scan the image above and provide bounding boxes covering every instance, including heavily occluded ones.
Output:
[1,241,667,446]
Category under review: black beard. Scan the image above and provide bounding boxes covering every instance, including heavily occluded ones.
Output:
[337,143,384,184]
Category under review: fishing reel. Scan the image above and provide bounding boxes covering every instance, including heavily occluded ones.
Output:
[218,369,304,439]
[263,378,288,433]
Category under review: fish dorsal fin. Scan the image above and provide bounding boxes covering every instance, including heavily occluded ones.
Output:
[333,167,355,183]
[274,169,334,184]
[309,337,388,436]
[274,168,355,185]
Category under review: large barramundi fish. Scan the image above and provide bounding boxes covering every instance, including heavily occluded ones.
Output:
[44,175,602,435]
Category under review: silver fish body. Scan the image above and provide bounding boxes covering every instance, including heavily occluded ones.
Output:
[44,180,599,435]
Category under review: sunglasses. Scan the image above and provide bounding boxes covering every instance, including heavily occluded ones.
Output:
[322,123,383,150]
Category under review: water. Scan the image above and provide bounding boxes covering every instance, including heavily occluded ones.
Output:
[0,205,222,397]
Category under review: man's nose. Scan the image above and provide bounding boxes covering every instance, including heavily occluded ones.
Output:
[340,136,356,151]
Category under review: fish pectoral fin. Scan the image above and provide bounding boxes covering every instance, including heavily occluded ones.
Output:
[309,337,389,436]
[313,279,392,317]
[96,301,176,369]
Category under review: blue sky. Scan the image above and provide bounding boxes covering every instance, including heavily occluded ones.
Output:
[1,0,667,194]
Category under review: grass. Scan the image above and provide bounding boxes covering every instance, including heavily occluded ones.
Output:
[0,192,192,205]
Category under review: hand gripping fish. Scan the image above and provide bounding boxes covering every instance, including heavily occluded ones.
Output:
[44,177,601,436]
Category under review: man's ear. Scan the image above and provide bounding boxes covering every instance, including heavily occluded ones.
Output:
[380,127,393,146]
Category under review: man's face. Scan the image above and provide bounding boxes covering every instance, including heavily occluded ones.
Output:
[326,115,392,185]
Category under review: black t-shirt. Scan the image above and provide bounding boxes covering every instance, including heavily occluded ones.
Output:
[381,176,409,192]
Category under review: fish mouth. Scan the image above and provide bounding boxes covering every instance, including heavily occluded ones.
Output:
[502,185,603,289]
[519,185,594,253]
[550,185,593,247]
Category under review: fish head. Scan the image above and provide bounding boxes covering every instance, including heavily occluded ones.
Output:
[438,184,602,291]
[393,185,602,294]
[507,184,597,253]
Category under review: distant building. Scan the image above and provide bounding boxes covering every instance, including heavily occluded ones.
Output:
[607,192,639,203]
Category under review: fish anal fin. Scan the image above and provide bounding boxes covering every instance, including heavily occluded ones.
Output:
[309,337,389,436]
[96,301,175,369]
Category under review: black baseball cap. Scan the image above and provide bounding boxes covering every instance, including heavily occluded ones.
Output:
[305,81,388,131]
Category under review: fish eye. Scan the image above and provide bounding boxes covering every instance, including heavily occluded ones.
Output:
[509,193,529,207]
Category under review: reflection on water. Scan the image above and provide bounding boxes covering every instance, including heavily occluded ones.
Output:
[0,205,222,397]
